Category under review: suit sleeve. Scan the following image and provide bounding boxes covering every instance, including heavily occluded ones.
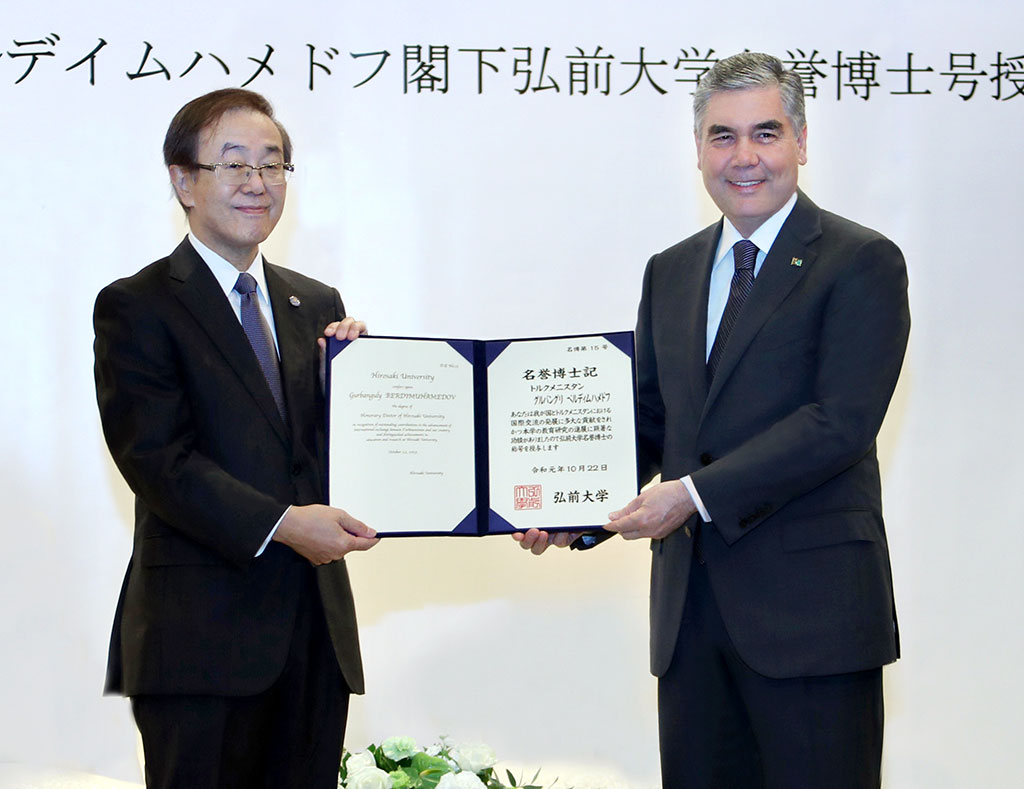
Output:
[94,281,288,568]
[690,235,910,545]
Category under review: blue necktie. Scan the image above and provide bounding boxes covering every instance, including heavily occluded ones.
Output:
[707,239,758,382]
[233,272,287,419]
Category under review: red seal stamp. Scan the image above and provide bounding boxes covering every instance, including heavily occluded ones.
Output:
[514,484,543,511]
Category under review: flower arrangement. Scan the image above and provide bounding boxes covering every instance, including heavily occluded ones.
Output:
[339,736,553,789]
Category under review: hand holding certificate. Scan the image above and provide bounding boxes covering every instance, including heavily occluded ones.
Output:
[325,332,638,536]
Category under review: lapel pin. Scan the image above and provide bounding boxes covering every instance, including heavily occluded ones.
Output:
[790,257,803,267]
[288,295,301,307]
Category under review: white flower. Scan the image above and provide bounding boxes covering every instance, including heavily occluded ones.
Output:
[381,735,419,762]
[346,765,394,789]
[451,743,497,774]
[345,751,378,774]
[436,772,487,789]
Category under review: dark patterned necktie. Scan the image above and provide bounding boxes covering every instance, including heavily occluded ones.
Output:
[707,239,758,382]
[233,272,286,419]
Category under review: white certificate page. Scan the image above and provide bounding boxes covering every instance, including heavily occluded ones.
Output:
[328,338,476,534]
[487,336,637,531]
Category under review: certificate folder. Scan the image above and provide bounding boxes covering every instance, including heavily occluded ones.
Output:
[325,332,638,536]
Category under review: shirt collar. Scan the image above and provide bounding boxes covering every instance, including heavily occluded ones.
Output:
[713,191,799,268]
[188,232,270,304]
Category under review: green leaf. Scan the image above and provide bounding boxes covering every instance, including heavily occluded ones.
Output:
[367,743,401,774]
[408,753,451,789]
[389,769,416,789]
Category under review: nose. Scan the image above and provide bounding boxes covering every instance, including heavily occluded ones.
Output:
[241,168,267,194]
[732,137,759,168]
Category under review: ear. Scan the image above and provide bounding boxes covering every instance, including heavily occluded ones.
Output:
[694,129,704,171]
[168,165,196,209]
[796,125,808,166]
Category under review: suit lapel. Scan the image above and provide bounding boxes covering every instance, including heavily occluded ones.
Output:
[683,224,719,411]
[168,238,290,445]
[702,192,822,416]
[648,223,718,437]
[265,262,320,438]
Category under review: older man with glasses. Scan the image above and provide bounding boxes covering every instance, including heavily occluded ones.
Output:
[94,88,378,789]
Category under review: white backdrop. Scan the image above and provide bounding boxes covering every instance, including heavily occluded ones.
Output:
[2,1,1023,787]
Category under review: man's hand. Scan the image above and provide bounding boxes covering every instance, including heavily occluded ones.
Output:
[320,317,367,346]
[512,528,582,555]
[319,317,367,388]
[604,479,697,541]
[274,503,378,565]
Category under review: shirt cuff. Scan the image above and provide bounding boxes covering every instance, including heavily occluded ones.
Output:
[680,476,712,523]
[256,505,290,557]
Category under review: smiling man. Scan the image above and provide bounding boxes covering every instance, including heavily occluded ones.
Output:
[517,53,910,787]
[94,89,377,788]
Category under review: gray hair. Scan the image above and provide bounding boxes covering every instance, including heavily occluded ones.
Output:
[693,52,806,135]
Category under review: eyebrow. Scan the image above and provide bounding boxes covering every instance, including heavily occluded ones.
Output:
[219,141,283,157]
[706,119,784,138]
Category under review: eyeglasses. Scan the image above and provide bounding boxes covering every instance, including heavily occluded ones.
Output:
[195,162,295,186]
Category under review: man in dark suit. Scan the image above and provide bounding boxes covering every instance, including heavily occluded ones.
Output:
[94,88,378,789]
[517,53,910,787]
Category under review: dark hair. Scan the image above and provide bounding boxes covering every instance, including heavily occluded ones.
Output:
[162,88,292,168]
[693,52,806,136]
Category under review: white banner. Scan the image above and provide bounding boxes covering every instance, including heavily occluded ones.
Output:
[3,2,1023,786]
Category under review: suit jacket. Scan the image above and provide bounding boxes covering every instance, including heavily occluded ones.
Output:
[637,191,910,680]
[94,237,364,697]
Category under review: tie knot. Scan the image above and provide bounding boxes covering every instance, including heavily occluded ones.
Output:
[233,272,258,297]
[733,240,758,271]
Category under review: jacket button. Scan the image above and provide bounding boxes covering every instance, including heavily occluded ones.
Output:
[699,453,714,466]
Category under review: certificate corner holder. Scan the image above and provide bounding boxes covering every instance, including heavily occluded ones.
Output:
[602,330,636,358]
[453,508,482,537]
[326,335,352,362]
[484,509,517,536]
